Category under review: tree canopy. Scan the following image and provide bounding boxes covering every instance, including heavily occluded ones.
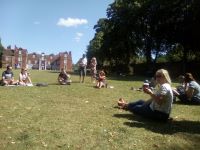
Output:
[0,38,4,67]
[87,0,200,73]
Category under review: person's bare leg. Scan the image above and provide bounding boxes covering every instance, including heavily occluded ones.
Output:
[99,82,102,88]
[82,76,85,83]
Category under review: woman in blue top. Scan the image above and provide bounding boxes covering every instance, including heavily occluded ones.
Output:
[177,73,200,105]
[118,69,173,122]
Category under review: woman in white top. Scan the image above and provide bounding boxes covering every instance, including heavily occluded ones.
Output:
[118,69,173,122]
[19,68,33,86]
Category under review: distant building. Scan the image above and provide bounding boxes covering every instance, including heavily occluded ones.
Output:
[1,45,73,72]
[50,51,72,71]
[2,45,27,69]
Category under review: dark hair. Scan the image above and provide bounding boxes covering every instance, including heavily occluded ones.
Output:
[7,65,11,70]
[184,73,195,82]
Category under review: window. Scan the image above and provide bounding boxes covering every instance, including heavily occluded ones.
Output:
[32,55,35,58]
[18,57,22,61]
[18,50,22,55]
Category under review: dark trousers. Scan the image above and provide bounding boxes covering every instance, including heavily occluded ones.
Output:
[178,94,200,105]
[79,66,86,77]
[127,100,169,121]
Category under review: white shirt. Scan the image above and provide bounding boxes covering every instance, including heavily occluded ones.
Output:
[19,73,28,81]
[150,83,173,114]
[82,57,87,66]
[79,57,87,67]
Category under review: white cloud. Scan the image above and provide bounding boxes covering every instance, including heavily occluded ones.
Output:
[77,32,83,37]
[34,21,40,25]
[74,32,83,42]
[57,17,88,27]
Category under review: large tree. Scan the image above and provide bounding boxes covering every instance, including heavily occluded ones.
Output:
[0,38,4,68]
[87,0,200,73]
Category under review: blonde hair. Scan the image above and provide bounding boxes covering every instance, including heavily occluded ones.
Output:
[156,69,171,84]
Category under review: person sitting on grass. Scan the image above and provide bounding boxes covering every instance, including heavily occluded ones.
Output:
[118,69,173,122]
[0,65,18,86]
[96,70,106,88]
[19,68,33,86]
[58,68,71,85]
[174,73,200,105]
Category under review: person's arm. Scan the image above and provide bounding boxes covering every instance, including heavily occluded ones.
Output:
[144,88,165,105]
[26,73,32,84]
[184,82,188,91]
[149,92,164,105]
[19,73,23,82]
[2,72,5,80]
[102,75,106,80]
[11,72,14,81]
[58,73,61,80]
[185,87,194,100]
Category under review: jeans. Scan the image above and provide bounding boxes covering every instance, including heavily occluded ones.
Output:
[178,94,200,105]
[127,100,169,121]
[79,66,86,77]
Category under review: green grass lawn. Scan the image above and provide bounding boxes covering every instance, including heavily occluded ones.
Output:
[0,69,200,150]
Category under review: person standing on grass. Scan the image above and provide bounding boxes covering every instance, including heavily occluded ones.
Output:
[90,57,97,83]
[78,54,87,83]
[174,73,200,105]
[118,69,173,122]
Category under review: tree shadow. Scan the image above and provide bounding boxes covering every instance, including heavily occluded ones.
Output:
[113,113,200,135]
[173,100,200,106]
[107,75,146,82]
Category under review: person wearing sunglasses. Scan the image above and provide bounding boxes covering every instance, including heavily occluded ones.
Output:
[118,69,173,122]
[19,68,33,86]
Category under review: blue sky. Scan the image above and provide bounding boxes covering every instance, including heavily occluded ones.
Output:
[0,0,114,63]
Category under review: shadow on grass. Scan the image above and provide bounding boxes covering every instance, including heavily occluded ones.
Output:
[113,113,200,135]
[107,75,146,82]
[173,100,200,106]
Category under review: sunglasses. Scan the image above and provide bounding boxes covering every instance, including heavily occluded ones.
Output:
[155,74,162,78]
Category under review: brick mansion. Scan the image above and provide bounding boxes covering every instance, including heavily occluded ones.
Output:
[1,45,73,72]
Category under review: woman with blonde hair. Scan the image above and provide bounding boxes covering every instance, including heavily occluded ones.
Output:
[19,68,33,86]
[118,69,173,121]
